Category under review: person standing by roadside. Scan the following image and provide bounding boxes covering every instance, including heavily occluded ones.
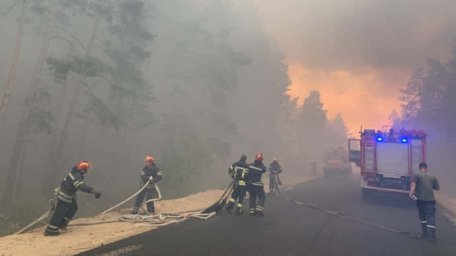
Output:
[409,162,440,242]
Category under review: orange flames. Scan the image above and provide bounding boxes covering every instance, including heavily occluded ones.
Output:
[287,63,406,135]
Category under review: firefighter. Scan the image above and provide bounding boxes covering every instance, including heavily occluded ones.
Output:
[409,162,440,241]
[268,158,282,195]
[247,152,267,216]
[44,161,101,236]
[225,154,250,215]
[130,155,163,214]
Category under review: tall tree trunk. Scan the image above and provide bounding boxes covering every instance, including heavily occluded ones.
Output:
[41,73,71,195]
[43,83,79,194]
[1,124,26,206]
[76,16,99,161]
[2,0,58,204]
[15,144,27,195]
[42,16,100,193]
[0,0,27,123]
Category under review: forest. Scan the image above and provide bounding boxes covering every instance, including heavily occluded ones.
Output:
[0,0,348,235]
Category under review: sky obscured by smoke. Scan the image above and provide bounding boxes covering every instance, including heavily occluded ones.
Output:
[252,0,456,133]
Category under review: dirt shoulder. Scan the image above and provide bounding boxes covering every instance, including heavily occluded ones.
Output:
[0,175,317,256]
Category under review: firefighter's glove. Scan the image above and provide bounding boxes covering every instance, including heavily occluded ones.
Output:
[94,191,101,199]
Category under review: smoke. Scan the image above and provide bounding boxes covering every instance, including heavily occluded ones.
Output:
[255,0,456,72]
[250,0,456,132]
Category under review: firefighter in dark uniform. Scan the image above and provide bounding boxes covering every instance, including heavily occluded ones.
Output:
[131,155,163,214]
[225,154,250,215]
[410,162,440,241]
[269,158,282,194]
[44,161,101,236]
[248,152,267,216]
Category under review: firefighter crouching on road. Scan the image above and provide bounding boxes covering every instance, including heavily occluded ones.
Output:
[225,154,250,215]
[269,158,282,195]
[409,162,440,242]
[44,161,101,236]
[131,155,163,214]
[248,152,267,216]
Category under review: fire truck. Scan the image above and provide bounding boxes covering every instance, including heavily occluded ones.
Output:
[348,128,426,200]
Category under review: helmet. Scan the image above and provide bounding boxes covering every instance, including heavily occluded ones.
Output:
[255,152,264,161]
[144,155,155,163]
[77,161,91,171]
[419,162,427,169]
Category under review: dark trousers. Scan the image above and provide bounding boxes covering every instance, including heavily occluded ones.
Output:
[133,187,158,213]
[226,184,247,210]
[269,174,280,193]
[417,200,436,229]
[248,185,266,213]
[45,198,77,234]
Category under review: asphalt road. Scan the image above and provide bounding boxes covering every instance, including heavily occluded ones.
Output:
[79,174,456,256]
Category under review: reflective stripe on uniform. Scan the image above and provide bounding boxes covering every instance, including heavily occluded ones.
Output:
[426,225,436,229]
[229,198,235,202]
[58,191,73,203]
[237,203,243,208]
[68,173,75,180]
[251,182,263,186]
[156,171,163,176]
[47,224,59,230]
[74,181,85,188]
[238,181,246,186]
[256,206,264,211]
[249,166,263,171]
[420,220,427,224]
[249,208,255,213]
[234,166,248,172]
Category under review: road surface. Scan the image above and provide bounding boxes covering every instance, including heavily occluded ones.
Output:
[79,174,456,256]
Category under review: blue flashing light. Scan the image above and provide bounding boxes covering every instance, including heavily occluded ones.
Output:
[376,136,383,142]
[401,138,408,143]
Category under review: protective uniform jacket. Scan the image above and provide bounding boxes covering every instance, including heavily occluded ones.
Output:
[248,160,267,186]
[140,164,162,187]
[228,160,249,186]
[58,166,94,203]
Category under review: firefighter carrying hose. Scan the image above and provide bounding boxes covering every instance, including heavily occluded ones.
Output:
[44,161,101,236]
[130,155,163,214]
[268,158,282,195]
[248,152,267,216]
[409,162,440,242]
[225,154,250,215]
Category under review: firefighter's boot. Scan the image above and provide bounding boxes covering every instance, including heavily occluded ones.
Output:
[420,224,428,239]
[235,203,243,215]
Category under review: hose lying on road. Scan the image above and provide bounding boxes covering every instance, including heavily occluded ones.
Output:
[281,195,419,239]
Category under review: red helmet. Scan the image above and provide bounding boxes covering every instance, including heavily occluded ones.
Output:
[77,161,91,171]
[144,155,155,163]
[255,152,264,161]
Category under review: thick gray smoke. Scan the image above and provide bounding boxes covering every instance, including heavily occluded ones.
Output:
[254,0,456,72]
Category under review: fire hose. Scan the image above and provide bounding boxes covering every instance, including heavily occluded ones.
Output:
[14,181,233,234]
[280,194,420,240]
[101,180,154,215]
[14,199,56,235]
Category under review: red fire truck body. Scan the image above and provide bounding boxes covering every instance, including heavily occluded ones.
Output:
[348,128,426,198]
